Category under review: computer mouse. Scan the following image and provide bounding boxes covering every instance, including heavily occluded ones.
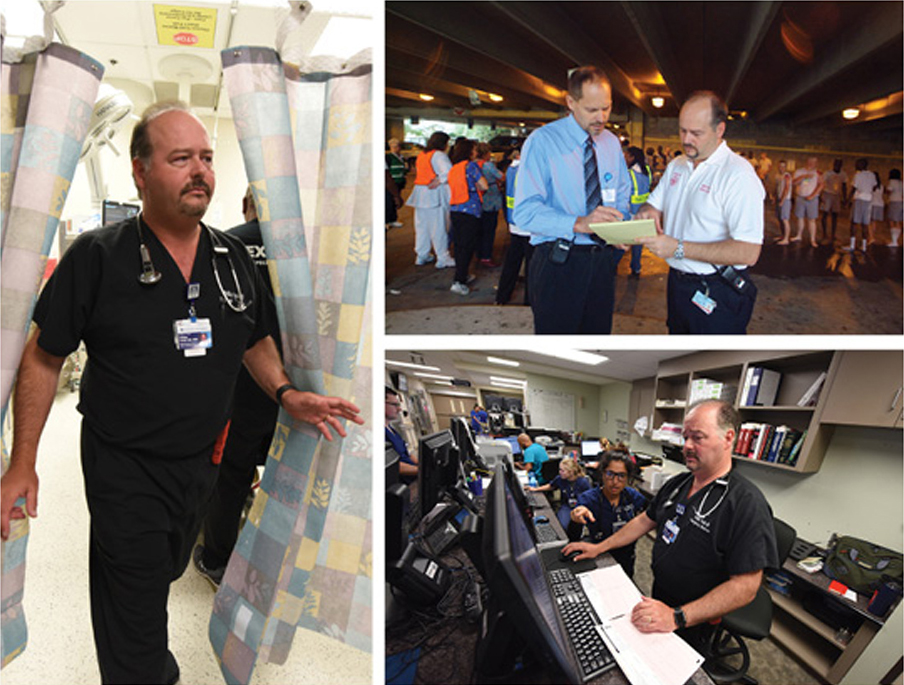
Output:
[534,515,549,524]
[560,548,581,563]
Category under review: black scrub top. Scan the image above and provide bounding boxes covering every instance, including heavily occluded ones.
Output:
[34,217,273,457]
[646,470,778,607]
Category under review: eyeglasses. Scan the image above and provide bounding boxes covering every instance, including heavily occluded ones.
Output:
[603,470,628,481]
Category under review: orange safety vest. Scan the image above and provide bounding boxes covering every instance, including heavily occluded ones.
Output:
[449,161,484,206]
[414,150,438,186]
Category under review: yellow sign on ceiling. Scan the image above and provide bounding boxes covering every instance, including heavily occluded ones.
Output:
[154,5,217,48]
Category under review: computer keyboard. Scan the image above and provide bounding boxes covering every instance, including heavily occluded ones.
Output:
[527,491,548,508]
[424,521,459,556]
[548,568,616,681]
[535,522,561,543]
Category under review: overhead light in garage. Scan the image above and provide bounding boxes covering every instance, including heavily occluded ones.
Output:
[842,108,860,120]
[419,93,435,101]
[651,96,665,109]
[488,93,504,103]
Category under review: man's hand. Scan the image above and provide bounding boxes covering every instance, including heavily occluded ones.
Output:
[635,232,679,260]
[282,391,364,441]
[631,596,677,633]
[570,505,596,525]
[574,206,624,234]
[0,463,39,540]
[561,540,599,561]
[633,204,663,234]
[428,177,441,189]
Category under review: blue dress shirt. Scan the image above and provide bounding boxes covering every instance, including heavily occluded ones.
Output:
[513,114,632,246]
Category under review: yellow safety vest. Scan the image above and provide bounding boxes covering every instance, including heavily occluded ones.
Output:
[630,165,652,205]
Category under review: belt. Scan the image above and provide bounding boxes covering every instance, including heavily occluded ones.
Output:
[538,241,609,252]
[670,267,747,281]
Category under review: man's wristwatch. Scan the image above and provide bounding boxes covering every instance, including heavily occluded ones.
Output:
[673,239,685,260]
[673,606,687,630]
[275,383,298,407]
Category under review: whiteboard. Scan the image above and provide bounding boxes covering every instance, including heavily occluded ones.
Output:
[527,387,575,431]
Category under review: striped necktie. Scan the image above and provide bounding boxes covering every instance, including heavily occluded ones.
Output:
[584,135,605,244]
[584,135,602,213]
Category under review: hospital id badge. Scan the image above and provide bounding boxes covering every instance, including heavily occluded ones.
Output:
[602,188,616,204]
[174,318,213,357]
[662,518,680,544]
[692,289,717,315]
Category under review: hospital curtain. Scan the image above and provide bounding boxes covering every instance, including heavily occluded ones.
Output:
[0,43,103,667]
[212,46,371,684]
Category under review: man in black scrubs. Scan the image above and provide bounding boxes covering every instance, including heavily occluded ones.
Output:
[563,400,777,649]
[0,101,363,684]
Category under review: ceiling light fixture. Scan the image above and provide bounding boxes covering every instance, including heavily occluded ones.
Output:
[414,372,454,381]
[842,108,860,120]
[419,93,435,101]
[488,93,504,102]
[386,359,441,372]
[487,356,520,367]
[534,350,609,366]
[490,375,526,385]
[651,96,665,109]
[491,380,527,389]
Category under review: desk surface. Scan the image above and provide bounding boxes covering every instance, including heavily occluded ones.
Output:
[387,492,714,685]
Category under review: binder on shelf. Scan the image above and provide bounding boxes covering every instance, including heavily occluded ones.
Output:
[744,368,763,406]
[754,369,782,406]
[740,368,756,407]
[797,372,827,407]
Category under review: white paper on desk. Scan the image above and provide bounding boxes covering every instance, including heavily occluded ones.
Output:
[579,565,704,685]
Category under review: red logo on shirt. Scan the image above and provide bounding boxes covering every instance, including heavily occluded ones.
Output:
[670,173,681,186]
[699,184,711,194]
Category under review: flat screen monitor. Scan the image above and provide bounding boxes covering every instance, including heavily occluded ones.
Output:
[386,445,400,488]
[499,457,536,543]
[499,435,521,456]
[450,416,477,462]
[416,429,462,522]
[482,464,579,684]
[102,200,140,226]
[484,393,506,413]
[581,440,602,458]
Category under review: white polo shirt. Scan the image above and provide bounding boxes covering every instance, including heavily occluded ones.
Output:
[647,141,764,275]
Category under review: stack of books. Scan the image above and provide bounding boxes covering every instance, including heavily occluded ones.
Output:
[734,423,807,466]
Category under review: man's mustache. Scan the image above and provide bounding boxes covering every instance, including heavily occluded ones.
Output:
[182,181,211,196]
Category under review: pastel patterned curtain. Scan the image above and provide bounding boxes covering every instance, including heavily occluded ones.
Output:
[0,43,103,667]
[211,46,371,684]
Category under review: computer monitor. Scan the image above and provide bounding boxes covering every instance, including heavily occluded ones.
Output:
[498,457,536,543]
[386,445,400,488]
[481,464,580,684]
[581,440,602,459]
[499,435,521,457]
[416,429,463,522]
[102,200,140,226]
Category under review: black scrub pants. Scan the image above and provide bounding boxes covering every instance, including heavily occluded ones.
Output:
[452,211,481,285]
[495,234,533,305]
[528,242,617,334]
[667,268,757,334]
[201,411,276,570]
[81,424,219,684]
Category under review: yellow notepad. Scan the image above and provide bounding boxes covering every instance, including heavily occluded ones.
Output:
[588,218,656,244]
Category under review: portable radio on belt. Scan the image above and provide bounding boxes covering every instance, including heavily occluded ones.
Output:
[716,265,752,294]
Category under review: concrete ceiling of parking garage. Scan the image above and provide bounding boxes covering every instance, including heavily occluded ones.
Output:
[386,1,903,133]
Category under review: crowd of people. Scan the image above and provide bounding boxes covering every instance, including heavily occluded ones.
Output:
[386,64,901,335]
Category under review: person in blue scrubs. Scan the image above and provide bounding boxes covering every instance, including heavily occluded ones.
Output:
[526,457,592,528]
[385,387,417,484]
[569,451,646,577]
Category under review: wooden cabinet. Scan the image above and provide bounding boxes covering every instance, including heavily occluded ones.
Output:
[820,351,903,428]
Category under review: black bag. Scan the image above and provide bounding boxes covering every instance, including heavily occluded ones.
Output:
[823,534,904,595]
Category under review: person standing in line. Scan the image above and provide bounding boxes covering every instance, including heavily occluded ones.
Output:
[447,138,489,295]
[513,65,630,334]
[406,131,455,269]
[773,160,794,245]
[870,175,885,247]
[886,169,903,247]
[634,91,764,335]
[819,159,848,245]
[495,147,534,305]
[848,158,879,253]
[385,138,408,228]
[476,142,504,267]
[791,156,823,248]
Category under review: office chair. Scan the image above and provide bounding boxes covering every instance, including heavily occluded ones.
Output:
[703,517,797,685]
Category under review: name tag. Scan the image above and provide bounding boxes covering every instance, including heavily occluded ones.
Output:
[174,318,213,357]
[692,290,717,315]
[602,188,616,204]
[662,518,680,544]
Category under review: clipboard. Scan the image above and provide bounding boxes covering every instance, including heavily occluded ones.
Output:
[588,219,656,244]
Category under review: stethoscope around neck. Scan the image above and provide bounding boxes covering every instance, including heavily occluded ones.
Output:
[663,470,731,520]
[136,216,250,312]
